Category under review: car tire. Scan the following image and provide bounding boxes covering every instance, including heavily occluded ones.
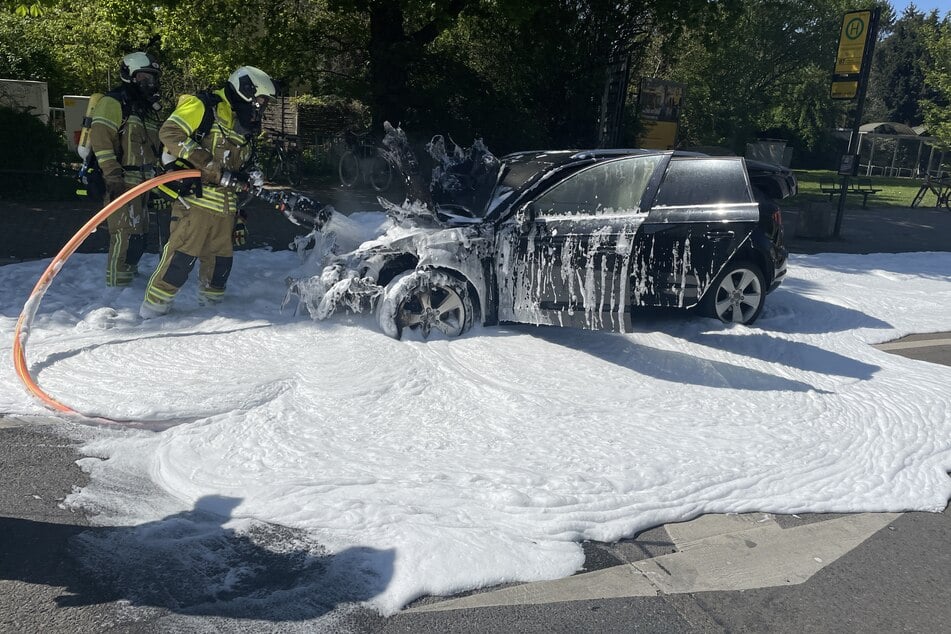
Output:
[377,270,473,340]
[700,260,766,325]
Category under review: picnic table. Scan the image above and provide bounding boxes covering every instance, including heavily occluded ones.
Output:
[819,177,882,208]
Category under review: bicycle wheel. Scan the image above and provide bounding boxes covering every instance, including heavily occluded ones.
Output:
[259,148,277,184]
[369,153,393,192]
[339,150,359,188]
[283,151,303,187]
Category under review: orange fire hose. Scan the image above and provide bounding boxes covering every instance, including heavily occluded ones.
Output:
[12,170,202,418]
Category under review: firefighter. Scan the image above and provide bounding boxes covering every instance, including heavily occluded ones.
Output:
[89,51,163,287]
[140,66,274,318]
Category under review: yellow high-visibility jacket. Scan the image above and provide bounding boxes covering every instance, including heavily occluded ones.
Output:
[160,89,252,215]
[88,90,161,196]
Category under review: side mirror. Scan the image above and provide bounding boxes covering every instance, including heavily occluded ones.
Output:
[515,202,536,232]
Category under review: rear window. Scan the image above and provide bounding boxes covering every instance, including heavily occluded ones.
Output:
[654,158,752,207]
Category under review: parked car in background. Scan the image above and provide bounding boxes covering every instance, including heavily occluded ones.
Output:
[290,148,794,338]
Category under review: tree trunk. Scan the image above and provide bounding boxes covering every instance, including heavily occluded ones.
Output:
[368,0,409,132]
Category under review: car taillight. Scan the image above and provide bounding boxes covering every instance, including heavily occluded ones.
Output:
[772,209,782,227]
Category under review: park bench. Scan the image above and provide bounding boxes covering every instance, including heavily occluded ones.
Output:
[819,177,881,208]
[819,177,839,200]
[848,178,881,208]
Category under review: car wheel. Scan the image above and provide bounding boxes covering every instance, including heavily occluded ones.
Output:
[701,260,766,325]
[377,270,473,339]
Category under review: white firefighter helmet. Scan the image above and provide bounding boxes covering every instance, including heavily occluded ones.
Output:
[227,66,277,102]
[120,52,161,83]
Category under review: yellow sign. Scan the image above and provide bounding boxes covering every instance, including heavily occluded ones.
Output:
[640,121,678,150]
[830,80,859,100]
[835,11,871,75]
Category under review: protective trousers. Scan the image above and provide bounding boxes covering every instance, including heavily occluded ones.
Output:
[142,202,234,314]
[104,174,149,287]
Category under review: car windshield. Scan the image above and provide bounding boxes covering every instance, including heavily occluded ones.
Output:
[532,155,665,216]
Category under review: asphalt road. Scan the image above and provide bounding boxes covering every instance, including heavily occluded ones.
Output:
[1,335,949,633]
[2,198,950,632]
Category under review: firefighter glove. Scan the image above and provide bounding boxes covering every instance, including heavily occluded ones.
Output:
[106,180,126,199]
[233,221,248,247]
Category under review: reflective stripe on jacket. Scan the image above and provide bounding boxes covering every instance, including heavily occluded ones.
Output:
[160,89,251,216]
[88,92,161,192]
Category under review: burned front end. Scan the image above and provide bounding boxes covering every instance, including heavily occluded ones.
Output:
[284,127,503,338]
[284,201,496,337]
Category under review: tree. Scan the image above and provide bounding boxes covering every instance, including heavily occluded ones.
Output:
[657,0,893,156]
[923,15,951,145]
[867,6,941,126]
[327,0,474,130]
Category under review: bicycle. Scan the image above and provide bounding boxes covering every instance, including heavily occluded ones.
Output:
[259,132,302,187]
[911,173,951,209]
[337,129,394,192]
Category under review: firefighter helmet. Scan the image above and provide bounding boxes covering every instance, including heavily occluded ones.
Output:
[227,66,276,102]
[119,52,161,83]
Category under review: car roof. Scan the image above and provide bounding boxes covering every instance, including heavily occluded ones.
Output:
[494,148,793,203]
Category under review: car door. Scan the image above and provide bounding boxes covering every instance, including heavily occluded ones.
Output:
[631,157,759,309]
[496,154,665,332]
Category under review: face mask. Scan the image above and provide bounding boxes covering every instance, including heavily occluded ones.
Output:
[234,96,270,134]
[133,71,161,104]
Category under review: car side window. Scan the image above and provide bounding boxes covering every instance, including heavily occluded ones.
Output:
[533,155,664,217]
[653,158,752,207]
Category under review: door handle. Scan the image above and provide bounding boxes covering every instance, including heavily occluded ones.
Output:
[703,230,735,241]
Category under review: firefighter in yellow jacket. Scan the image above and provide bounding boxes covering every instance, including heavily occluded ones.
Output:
[89,52,163,287]
[140,66,274,318]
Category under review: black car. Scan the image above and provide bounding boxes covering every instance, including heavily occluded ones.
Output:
[290,148,793,339]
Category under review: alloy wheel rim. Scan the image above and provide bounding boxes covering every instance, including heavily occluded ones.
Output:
[714,268,762,323]
[399,285,465,337]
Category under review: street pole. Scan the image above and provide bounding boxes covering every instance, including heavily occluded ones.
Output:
[833,8,880,238]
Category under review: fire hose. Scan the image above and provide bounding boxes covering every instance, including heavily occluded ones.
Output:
[12,170,330,421]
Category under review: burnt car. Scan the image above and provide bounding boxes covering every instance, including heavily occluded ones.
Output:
[288,148,794,338]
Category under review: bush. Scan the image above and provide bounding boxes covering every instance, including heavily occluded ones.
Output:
[0,105,66,172]
[0,105,74,200]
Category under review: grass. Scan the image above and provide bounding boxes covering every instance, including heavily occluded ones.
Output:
[787,169,938,209]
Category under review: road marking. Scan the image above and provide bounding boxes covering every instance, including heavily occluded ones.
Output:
[406,512,900,613]
[875,337,951,351]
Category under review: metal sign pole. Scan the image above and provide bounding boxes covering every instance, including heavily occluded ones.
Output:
[832,8,880,238]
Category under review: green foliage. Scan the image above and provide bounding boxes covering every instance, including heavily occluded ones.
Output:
[0,104,76,200]
[3,0,944,170]
[661,0,875,153]
[867,6,941,126]
[4,1,45,17]
[923,17,951,146]
[0,104,65,171]
[0,10,63,85]
[295,95,369,135]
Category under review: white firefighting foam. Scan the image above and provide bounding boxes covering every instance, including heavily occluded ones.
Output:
[1,234,950,616]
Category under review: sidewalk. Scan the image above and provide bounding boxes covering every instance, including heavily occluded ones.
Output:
[2,190,950,264]
[0,186,384,264]
[782,204,951,254]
